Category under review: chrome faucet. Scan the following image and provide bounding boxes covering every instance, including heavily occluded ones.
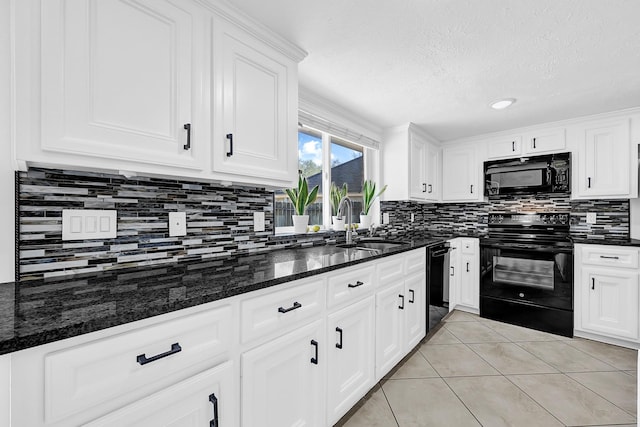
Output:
[337,196,353,245]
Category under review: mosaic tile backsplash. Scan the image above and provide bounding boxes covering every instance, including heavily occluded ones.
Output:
[19,168,276,280]
[380,195,630,240]
[18,168,630,280]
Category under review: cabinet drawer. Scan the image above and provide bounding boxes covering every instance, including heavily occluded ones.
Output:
[241,278,324,344]
[580,245,639,269]
[404,249,426,275]
[327,265,374,309]
[45,305,232,423]
[460,238,477,255]
[376,253,404,288]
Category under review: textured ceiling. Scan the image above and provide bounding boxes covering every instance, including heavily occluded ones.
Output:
[229,0,640,141]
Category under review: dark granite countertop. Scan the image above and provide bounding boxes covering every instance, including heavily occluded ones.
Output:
[0,237,446,355]
[571,237,640,247]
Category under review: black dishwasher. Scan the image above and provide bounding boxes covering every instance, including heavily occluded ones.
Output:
[427,242,451,331]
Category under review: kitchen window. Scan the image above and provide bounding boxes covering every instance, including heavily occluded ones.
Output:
[274,128,367,232]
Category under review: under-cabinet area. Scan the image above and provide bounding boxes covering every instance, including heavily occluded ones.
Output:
[6,248,426,427]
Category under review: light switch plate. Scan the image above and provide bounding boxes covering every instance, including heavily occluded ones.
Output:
[586,212,597,224]
[383,212,390,224]
[254,212,265,232]
[62,209,117,241]
[410,213,415,223]
[169,212,187,237]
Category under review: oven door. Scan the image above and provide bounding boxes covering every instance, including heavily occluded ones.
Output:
[480,241,573,311]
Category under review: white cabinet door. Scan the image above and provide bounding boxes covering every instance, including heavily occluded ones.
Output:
[424,142,441,201]
[84,361,237,427]
[409,136,427,200]
[576,119,631,198]
[38,0,205,170]
[448,240,461,311]
[215,21,297,184]
[375,281,405,380]
[459,253,479,312]
[326,297,375,425]
[404,272,427,349]
[242,320,325,427]
[581,267,639,340]
[523,128,566,154]
[487,136,522,159]
[442,146,481,201]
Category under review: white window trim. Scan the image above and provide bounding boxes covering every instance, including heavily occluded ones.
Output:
[275,128,381,235]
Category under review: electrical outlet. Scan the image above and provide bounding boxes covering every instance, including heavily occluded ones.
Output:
[169,212,187,237]
[383,212,390,224]
[254,212,265,232]
[586,212,597,224]
[410,213,415,223]
[62,209,117,241]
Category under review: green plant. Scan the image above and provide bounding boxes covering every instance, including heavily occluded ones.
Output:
[285,174,319,216]
[362,180,387,215]
[329,182,348,216]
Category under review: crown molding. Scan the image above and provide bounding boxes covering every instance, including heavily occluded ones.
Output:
[196,0,307,63]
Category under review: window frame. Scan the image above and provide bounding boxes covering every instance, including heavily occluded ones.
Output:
[275,126,376,235]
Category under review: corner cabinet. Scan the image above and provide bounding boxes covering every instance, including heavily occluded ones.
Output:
[441,145,483,202]
[13,0,304,188]
[448,238,480,314]
[574,244,640,349]
[213,18,298,184]
[573,118,635,199]
[383,124,440,202]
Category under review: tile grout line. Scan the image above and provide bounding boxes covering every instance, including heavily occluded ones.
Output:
[562,372,638,421]
[501,374,569,426]
[378,382,401,427]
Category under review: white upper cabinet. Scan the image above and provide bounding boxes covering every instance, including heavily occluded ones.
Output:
[20,0,206,171]
[487,136,522,159]
[213,19,298,184]
[441,145,483,202]
[13,0,305,187]
[487,128,565,160]
[383,124,440,202]
[573,118,633,199]
[523,128,566,154]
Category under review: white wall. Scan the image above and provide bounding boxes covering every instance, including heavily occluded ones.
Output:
[0,0,14,284]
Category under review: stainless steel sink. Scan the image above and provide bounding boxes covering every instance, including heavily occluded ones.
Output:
[336,240,408,253]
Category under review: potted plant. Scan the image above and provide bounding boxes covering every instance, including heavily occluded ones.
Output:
[360,180,387,229]
[285,174,319,233]
[330,182,348,231]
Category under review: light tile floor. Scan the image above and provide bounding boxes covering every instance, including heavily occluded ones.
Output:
[337,310,638,427]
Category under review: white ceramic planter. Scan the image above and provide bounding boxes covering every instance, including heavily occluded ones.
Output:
[332,216,345,231]
[359,214,372,230]
[292,215,309,233]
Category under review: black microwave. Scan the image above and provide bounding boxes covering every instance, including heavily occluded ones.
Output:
[484,152,570,197]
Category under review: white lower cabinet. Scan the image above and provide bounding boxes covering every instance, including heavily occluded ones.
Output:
[448,238,480,314]
[241,320,325,427]
[375,280,405,379]
[574,244,640,348]
[85,361,237,427]
[375,249,427,380]
[8,248,429,427]
[326,297,375,425]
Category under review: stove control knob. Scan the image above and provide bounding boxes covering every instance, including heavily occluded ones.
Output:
[518,292,525,298]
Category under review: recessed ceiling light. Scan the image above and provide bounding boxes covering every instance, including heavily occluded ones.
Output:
[490,98,516,110]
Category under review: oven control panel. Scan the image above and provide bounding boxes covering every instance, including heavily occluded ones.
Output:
[488,213,569,226]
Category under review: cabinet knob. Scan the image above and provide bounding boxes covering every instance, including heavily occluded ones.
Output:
[532,137,537,149]
[336,327,343,349]
[136,343,182,365]
[591,278,595,290]
[398,294,405,310]
[310,340,319,364]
